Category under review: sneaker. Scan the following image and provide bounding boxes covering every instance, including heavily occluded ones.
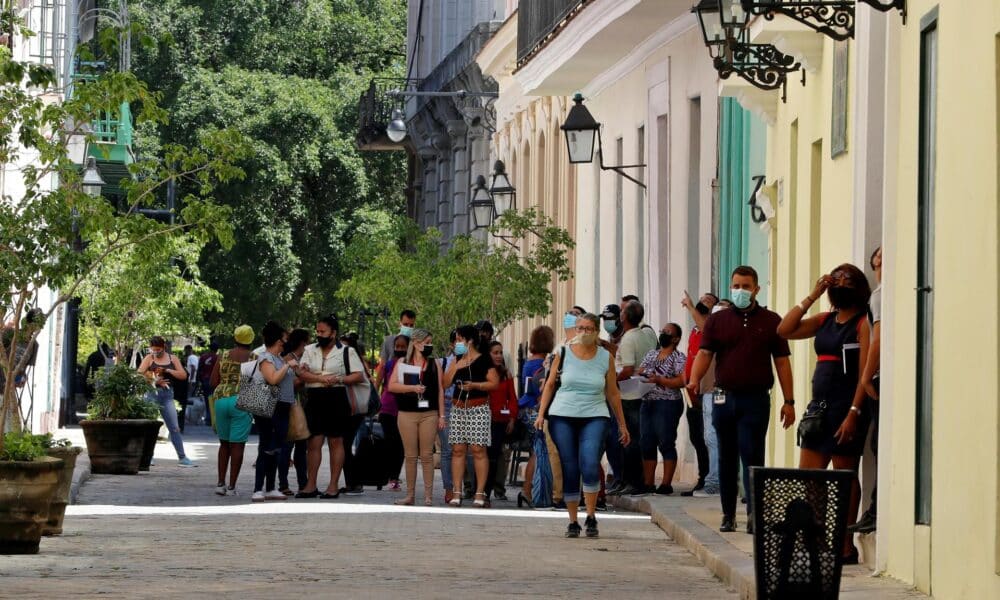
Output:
[177,457,196,467]
[226,487,238,496]
[584,515,599,538]
[616,484,638,496]
[565,521,582,538]
[655,484,673,496]
[264,490,287,501]
[607,480,625,495]
[629,485,655,497]
[251,491,266,502]
[550,500,567,511]
[344,485,364,496]
[692,487,720,498]
[595,497,607,511]
[214,484,227,496]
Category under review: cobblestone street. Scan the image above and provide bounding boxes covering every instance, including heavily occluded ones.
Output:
[3,427,736,599]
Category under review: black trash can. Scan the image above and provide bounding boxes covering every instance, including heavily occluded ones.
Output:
[750,467,855,600]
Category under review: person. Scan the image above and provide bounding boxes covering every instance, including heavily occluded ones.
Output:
[376,335,409,492]
[687,266,796,534]
[680,291,721,497]
[250,321,298,502]
[296,315,365,499]
[338,331,369,496]
[438,330,458,503]
[197,342,220,405]
[634,323,687,496]
[380,309,417,366]
[517,325,555,508]
[475,320,513,498]
[442,324,499,507]
[278,328,311,495]
[84,343,113,406]
[546,306,587,509]
[535,313,629,538]
[387,329,444,506]
[481,341,518,507]
[600,304,624,348]
[777,263,873,563]
[137,336,195,466]
[851,246,882,535]
[610,299,658,496]
[342,331,372,372]
[209,326,255,495]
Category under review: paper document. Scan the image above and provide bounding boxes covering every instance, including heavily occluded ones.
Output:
[396,362,423,384]
[619,377,656,398]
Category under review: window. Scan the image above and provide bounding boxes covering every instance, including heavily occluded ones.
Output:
[831,41,849,158]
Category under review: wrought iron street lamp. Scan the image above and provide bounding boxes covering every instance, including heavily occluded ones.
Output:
[470,175,495,231]
[81,156,105,197]
[857,0,906,20]
[743,1,855,40]
[489,160,516,217]
[560,94,647,189]
[386,109,407,142]
[384,88,499,141]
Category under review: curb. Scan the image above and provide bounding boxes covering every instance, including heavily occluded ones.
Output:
[68,449,91,505]
[611,495,755,599]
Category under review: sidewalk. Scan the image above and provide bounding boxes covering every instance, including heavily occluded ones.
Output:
[611,493,930,600]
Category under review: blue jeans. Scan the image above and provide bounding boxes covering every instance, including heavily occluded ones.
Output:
[438,398,453,491]
[712,390,770,517]
[702,393,720,489]
[639,400,684,461]
[548,415,610,497]
[278,439,308,491]
[148,387,186,459]
[621,400,643,487]
[254,402,290,493]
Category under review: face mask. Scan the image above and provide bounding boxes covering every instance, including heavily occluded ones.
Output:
[577,332,599,346]
[399,326,414,337]
[316,336,333,348]
[827,286,856,308]
[602,320,618,334]
[658,333,673,348]
[421,345,433,357]
[695,302,711,316]
[394,349,407,358]
[454,342,468,356]
[731,288,753,309]
[151,350,164,358]
[563,313,578,330]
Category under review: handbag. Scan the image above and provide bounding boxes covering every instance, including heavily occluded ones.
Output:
[343,347,379,416]
[286,399,310,441]
[796,401,827,447]
[540,346,567,420]
[235,358,279,418]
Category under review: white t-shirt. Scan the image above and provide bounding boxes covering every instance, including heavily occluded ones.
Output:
[186,354,199,382]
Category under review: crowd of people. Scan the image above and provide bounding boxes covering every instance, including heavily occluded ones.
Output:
[133,250,882,546]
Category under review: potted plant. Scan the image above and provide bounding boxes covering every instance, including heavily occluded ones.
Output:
[80,364,161,475]
[0,432,63,554]
[35,434,82,536]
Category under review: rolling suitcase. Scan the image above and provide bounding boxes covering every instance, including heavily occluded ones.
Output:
[353,416,389,489]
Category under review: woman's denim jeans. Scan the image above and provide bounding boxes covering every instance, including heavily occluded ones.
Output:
[547,415,609,497]
[639,399,684,461]
[702,392,720,490]
[148,387,186,459]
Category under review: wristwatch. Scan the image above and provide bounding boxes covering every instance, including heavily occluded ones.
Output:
[783,399,795,406]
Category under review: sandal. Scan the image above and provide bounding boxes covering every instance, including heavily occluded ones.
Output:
[449,489,462,507]
[424,497,434,507]
[394,497,414,506]
[474,492,487,508]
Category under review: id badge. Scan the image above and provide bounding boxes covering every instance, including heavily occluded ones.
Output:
[500,408,511,415]
[713,389,726,405]
[418,397,430,409]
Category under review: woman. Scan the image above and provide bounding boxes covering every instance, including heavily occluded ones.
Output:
[388,329,445,506]
[636,323,687,496]
[442,324,499,507]
[209,325,256,495]
[296,315,365,498]
[376,334,409,491]
[777,263,873,564]
[482,341,518,508]
[278,328,311,495]
[249,321,298,502]
[516,325,554,508]
[535,314,629,538]
[137,336,194,467]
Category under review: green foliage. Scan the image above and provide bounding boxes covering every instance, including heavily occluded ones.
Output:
[87,364,160,420]
[32,433,73,449]
[337,209,576,345]
[0,431,46,462]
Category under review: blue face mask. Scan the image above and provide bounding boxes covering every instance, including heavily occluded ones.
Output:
[562,313,578,330]
[399,325,414,337]
[731,288,754,309]
[454,342,468,356]
[603,320,618,334]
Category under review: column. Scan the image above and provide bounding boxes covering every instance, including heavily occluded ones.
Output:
[447,119,469,240]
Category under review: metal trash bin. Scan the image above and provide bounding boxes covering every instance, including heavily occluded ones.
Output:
[750,467,855,600]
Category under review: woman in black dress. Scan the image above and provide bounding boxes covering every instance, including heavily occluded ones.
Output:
[778,263,873,563]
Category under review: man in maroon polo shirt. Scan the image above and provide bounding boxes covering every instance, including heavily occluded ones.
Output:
[686,265,796,533]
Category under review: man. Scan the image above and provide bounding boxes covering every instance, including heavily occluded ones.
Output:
[380,309,416,366]
[84,343,114,405]
[679,291,720,497]
[610,299,658,496]
[197,342,220,414]
[850,246,882,534]
[687,266,796,533]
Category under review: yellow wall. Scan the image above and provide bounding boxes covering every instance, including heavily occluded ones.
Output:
[883,2,1000,597]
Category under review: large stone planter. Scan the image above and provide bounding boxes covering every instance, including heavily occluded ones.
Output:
[138,420,163,471]
[0,456,63,554]
[42,446,82,536]
[80,419,151,475]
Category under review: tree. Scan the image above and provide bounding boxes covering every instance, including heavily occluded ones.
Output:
[0,9,245,446]
[337,209,576,345]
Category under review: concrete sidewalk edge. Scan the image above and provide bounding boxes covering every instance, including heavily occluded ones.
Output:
[68,447,91,505]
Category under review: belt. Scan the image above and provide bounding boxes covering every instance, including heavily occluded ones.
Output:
[452,397,489,408]
[816,355,841,362]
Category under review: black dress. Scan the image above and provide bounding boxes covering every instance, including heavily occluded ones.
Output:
[801,311,872,457]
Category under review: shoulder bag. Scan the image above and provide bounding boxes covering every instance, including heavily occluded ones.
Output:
[343,347,380,416]
[235,358,279,418]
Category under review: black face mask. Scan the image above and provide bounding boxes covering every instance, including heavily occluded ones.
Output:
[658,333,673,348]
[695,302,711,316]
[316,336,333,348]
[827,286,857,309]
[394,349,407,358]
[421,345,433,357]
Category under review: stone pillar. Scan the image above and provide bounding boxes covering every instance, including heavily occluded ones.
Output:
[465,108,490,244]
[418,145,437,231]
[432,131,452,247]
[447,119,469,240]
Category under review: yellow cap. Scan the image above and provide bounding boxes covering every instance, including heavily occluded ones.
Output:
[233,325,254,345]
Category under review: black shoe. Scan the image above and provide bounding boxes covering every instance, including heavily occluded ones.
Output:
[294,490,320,498]
[847,510,877,534]
[550,500,567,511]
[693,477,706,492]
[630,485,655,497]
[319,491,340,499]
[595,497,607,511]
[565,521,582,538]
[746,516,754,535]
[344,485,364,496]
[607,481,625,495]
[584,515,599,538]
[655,484,673,496]
[517,492,535,509]
[615,484,637,496]
[720,515,736,532]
